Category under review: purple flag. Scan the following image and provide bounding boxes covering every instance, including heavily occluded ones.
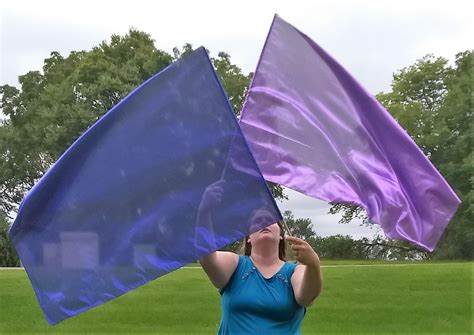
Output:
[239,15,460,251]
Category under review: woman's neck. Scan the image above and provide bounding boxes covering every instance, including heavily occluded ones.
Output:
[250,245,281,266]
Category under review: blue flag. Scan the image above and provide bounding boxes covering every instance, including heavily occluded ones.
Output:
[9,47,282,325]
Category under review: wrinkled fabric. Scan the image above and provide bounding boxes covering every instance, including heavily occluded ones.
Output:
[9,47,282,325]
[239,15,460,251]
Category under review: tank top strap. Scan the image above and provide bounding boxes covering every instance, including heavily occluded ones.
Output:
[274,261,298,287]
[219,255,254,294]
[283,261,298,277]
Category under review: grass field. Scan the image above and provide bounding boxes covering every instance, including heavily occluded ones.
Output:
[0,261,472,334]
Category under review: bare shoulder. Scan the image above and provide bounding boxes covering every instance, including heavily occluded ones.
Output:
[290,264,307,295]
[199,251,239,289]
[217,250,239,264]
[290,264,305,283]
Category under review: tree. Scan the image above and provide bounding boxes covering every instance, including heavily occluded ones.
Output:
[0,211,19,267]
[329,51,473,259]
[0,30,174,216]
[0,30,286,219]
[282,210,315,240]
[360,236,429,260]
[309,235,368,260]
[172,43,251,115]
[428,51,473,259]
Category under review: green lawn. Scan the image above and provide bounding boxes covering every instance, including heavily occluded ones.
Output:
[0,261,472,334]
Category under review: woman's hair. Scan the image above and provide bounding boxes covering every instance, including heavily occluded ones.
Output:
[243,221,286,261]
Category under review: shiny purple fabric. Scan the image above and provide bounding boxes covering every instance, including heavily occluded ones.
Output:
[239,15,460,251]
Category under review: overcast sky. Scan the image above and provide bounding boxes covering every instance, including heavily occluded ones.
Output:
[1,0,472,238]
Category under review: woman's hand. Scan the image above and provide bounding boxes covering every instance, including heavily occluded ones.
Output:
[198,180,225,213]
[286,236,320,268]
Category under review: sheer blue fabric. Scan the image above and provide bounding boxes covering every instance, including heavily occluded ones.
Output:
[9,47,282,325]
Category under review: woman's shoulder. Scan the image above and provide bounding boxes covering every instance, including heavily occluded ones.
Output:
[283,260,299,277]
[219,255,253,294]
[237,255,253,270]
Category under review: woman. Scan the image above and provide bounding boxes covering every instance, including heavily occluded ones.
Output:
[199,208,323,334]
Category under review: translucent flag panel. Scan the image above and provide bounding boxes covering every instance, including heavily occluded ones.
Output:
[9,47,282,325]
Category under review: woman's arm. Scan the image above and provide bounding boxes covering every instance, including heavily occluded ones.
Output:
[287,236,323,307]
[195,180,239,289]
[200,251,239,289]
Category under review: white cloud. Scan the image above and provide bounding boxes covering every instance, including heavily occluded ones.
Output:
[2,0,473,88]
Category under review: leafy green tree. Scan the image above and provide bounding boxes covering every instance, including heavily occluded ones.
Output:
[360,236,429,260]
[282,210,315,240]
[0,30,285,219]
[0,212,19,267]
[1,29,173,216]
[429,51,473,259]
[309,235,367,260]
[172,43,251,115]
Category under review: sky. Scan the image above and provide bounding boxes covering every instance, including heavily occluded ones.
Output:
[1,0,472,238]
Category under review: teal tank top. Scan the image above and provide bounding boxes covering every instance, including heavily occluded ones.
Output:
[218,255,306,334]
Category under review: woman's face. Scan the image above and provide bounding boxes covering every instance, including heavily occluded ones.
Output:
[249,209,278,231]
[248,222,282,246]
